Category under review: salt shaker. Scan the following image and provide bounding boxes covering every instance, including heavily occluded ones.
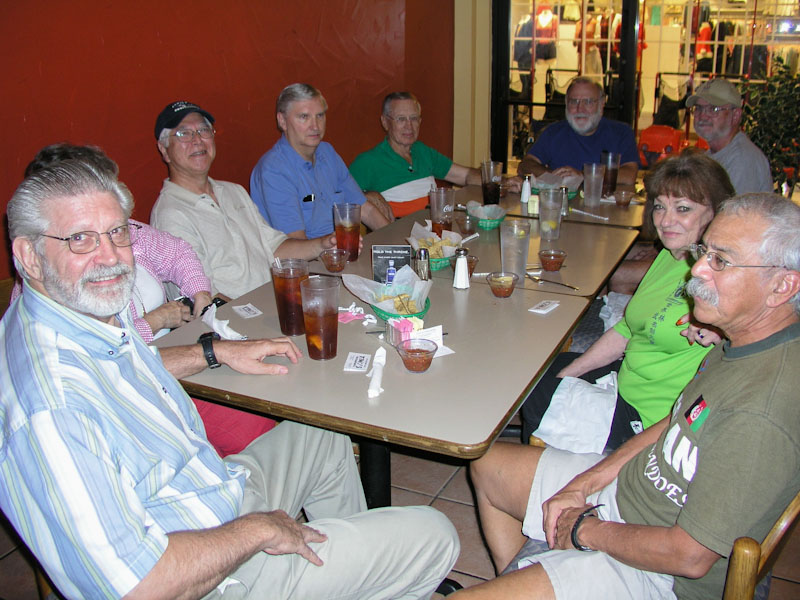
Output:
[559,186,569,216]
[415,248,430,281]
[520,175,531,204]
[453,247,470,289]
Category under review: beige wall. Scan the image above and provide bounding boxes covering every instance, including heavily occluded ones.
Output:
[453,0,492,168]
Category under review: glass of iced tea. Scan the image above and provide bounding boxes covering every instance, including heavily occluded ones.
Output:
[480,160,503,205]
[300,276,340,360]
[601,151,621,198]
[429,187,455,236]
[333,203,361,261]
[271,259,309,336]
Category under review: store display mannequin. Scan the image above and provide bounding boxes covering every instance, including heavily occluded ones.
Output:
[513,4,559,99]
[574,7,602,77]
[696,21,713,71]
[535,5,558,61]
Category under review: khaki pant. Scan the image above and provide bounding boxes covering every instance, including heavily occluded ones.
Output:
[204,421,460,600]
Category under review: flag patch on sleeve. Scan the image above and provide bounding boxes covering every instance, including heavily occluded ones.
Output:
[684,396,709,432]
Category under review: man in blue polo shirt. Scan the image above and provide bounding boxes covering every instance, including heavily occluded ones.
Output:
[250,83,390,238]
[518,77,639,186]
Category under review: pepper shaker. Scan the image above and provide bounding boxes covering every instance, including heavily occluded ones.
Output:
[453,247,470,289]
[415,248,430,281]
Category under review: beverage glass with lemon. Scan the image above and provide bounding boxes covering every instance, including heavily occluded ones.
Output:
[500,220,531,279]
[539,189,563,241]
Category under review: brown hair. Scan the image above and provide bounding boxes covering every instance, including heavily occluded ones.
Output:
[642,149,735,238]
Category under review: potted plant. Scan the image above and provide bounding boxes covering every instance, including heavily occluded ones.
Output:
[740,57,800,196]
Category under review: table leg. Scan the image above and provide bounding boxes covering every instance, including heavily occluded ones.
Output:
[359,439,391,508]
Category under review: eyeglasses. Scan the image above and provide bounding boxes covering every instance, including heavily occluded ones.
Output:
[566,98,600,109]
[386,114,421,125]
[689,243,784,272]
[42,223,141,254]
[690,105,733,116]
[172,126,216,142]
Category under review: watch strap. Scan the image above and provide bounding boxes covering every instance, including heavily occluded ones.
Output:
[571,504,603,552]
[198,332,221,369]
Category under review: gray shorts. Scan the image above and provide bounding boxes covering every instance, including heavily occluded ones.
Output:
[518,448,677,600]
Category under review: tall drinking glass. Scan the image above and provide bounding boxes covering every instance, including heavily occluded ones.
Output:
[429,187,455,237]
[583,163,605,207]
[538,189,563,241]
[300,276,340,360]
[601,151,621,197]
[333,203,361,261]
[500,220,531,279]
[271,259,309,336]
[480,160,503,205]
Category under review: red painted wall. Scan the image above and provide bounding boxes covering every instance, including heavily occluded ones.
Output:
[0,0,454,279]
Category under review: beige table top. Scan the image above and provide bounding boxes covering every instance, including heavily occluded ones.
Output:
[314,210,638,299]
[154,279,589,458]
[456,185,645,229]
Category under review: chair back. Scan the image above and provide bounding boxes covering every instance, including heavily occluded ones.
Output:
[1,278,15,318]
[723,490,800,599]
[638,125,684,168]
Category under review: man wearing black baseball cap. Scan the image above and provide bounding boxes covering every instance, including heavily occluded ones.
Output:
[151,101,342,299]
[686,79,772,195]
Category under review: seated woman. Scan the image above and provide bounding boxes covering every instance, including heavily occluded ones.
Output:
[14,143,276,456]
[521,151,734,450]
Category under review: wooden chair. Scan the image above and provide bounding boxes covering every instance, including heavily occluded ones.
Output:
[723,490,800,600]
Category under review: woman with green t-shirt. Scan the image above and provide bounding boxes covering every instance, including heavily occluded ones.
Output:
[521,151,735,450]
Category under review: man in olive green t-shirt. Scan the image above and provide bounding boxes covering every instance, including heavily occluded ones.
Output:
[456,193,800,600]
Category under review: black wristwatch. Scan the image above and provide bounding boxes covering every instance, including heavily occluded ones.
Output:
[198,332,221,369]
[571,504,603,552]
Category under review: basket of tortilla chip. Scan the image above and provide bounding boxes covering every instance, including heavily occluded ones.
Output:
[407,222,461,271]
[466,201,507,230]
[372,297,431,321]
[342,266,433,321]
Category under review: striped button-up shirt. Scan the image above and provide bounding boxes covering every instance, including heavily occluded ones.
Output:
[0,283,246,598]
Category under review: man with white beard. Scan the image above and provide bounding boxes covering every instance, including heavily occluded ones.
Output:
[518,77,639,186]
[0,160,459,599]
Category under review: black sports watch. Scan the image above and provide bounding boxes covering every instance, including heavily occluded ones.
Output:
[198,332,221,369]
[571,504,603,551]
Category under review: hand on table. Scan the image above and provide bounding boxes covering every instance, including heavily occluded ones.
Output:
[145,301,192,332]
[214,337,302,375]
[258,510,328,566]
[504,176,523,193]
[322,233,365,256]
[552,166,582,179]
[677,314,722,347]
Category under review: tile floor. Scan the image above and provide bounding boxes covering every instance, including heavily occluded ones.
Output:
[2,440,800,599]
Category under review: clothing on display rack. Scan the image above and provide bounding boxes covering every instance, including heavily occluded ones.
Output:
[512,5,559,99]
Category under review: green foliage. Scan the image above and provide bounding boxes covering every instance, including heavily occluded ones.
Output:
[740,57,800,191]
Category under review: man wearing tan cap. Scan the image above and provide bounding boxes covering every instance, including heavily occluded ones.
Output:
[687,78,772,194]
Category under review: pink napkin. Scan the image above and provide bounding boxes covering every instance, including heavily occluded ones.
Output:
[338,312,364,324]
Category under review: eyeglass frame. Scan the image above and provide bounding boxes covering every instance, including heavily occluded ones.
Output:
[385,114,422,125]
[689,243,785,272]
[566,97,602,110]
[689,104,735,116]
[40,223,141,255]
[171,126,216,142]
